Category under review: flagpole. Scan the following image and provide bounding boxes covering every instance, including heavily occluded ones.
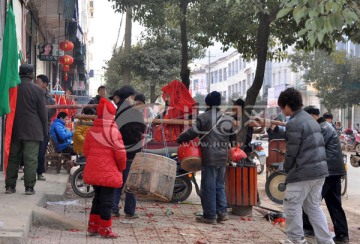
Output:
[0,117,4,171]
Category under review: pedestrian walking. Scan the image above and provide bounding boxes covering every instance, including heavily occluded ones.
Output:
[303,106,349,244]
[277,88,334,244]
[323,112,337,131]
[177,91,236,224]
[83,98,127,238]
[5,64,48,195]
[110,85,146,218]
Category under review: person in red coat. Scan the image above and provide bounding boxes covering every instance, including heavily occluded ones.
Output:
[83,98,126,238]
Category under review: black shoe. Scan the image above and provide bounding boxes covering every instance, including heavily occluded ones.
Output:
[195,216,217,225]
[217,212,229,222]
[111,211,120,217]
[37,174,46,181]
[5,186,16,194]
[333,235,349,244]
[303,228,315,237]
[25,187,35,195]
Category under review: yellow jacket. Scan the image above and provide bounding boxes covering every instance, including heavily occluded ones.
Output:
[73,121,91,154]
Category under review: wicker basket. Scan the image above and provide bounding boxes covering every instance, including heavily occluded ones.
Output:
[124,152,177,202]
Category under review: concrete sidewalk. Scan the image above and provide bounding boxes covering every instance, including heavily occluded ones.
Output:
[0,168,84,244]
[1,167,360,244]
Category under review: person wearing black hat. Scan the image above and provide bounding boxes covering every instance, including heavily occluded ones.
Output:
[5,64,48,195]
[177,91,236,224]
[303,106,349,244]
[111,85,146,218]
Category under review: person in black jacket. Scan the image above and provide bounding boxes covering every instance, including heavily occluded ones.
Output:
[177,91,236,225]
[277,88,332,244]
[303,106,349,244]
[5,64,47,195]
[87,85,106,114]
[267,116,285,142]
[110,85,146,218]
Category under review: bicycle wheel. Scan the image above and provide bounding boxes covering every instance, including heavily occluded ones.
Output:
[341,174,347,196]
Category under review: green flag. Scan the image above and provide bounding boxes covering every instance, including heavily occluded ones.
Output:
[0,0,21,116]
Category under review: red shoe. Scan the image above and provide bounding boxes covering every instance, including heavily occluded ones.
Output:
[87,214,100,236]
[98,219,118,238]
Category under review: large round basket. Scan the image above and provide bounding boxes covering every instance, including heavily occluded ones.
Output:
[124,152,177,202]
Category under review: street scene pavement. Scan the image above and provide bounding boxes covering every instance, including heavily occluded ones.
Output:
[1,141,360,244]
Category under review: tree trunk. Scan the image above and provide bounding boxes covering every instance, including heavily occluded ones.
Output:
[237,12,272,144]
[179,0,190,89]
[123,7,132,85]
[150,84,156,103]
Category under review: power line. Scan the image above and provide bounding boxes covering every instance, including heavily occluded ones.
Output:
[113,12,124,52]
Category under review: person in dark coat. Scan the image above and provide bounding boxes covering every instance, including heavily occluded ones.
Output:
[232,98,253,153]
[277,88,332,244]
[87,85,106,114]
[35,74,55,181]
[110,85,146,218]
[303,106,349,244]
[267,115,286,142]
[177,91,236,224]
[84,98,127,238]
[5,64,47,195]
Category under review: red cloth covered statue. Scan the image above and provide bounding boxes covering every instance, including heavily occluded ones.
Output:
[154,80,195,142]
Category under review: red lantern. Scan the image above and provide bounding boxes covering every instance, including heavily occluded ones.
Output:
[63,65,70,72]
[59,40,74,51]
[59,55,74,66]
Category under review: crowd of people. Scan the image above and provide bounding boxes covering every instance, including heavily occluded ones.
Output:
[3,64,350,242]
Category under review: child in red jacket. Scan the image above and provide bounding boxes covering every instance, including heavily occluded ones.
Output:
[83,98,126,238]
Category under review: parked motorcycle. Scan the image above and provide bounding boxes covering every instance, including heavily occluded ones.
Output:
[71,156,94,198]
[339,125,360,153]
[248,142,267,174]
[171,154,201,203]
[70,153,201,202]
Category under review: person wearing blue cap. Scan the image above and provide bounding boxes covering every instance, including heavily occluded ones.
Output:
[177,91,236,225]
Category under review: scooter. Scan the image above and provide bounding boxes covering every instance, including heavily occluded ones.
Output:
[339,125,360,153]
[70,154,201,202]
[71,156,94,198]
[171,154,201,203]
[248,142,267,174]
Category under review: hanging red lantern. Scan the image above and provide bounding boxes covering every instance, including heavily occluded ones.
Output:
[63,65,70,72]
[59,55,74,66]
[59,40,74,51]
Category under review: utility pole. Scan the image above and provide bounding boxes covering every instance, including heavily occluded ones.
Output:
[123,7,132,85]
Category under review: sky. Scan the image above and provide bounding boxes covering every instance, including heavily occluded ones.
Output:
[90,1,144,71]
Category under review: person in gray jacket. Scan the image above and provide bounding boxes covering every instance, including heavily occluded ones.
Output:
[5,64,47,195]
[177,91,236,225]
[277,88,333,244]
[303,106,349,244]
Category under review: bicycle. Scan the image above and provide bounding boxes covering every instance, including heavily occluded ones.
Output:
[341,154,348,196]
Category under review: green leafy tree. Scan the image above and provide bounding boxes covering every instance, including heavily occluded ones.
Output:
[104,27,203,102]
[289,50,360,110]
[277,0,360,49]
[109,0,202,89]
